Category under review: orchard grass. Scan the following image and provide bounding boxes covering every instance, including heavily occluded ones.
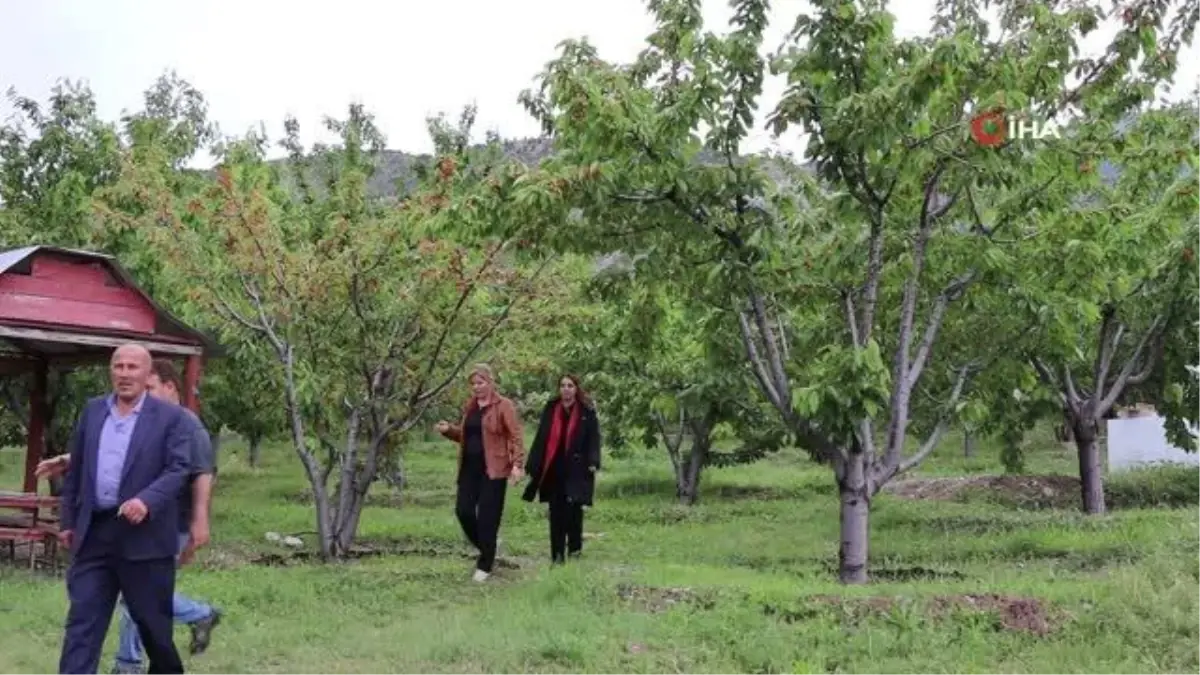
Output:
[0,428,1196,674]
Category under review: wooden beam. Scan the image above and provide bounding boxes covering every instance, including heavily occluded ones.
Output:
[23,360,47,493]
[0,324,203,356]
[183,354,203,413]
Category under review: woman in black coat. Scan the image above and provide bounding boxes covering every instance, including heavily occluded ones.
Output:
[522,374,601,564]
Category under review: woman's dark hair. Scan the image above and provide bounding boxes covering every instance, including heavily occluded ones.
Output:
[558,373,592,408]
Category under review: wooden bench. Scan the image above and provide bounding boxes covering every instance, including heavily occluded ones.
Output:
[0,526,48,569]
[0,492,62,571]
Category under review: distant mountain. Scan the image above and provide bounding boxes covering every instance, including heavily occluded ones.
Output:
[260,136,806,200]
[263,137,559,200]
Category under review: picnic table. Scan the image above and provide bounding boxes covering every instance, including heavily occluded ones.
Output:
[0,490,62,569]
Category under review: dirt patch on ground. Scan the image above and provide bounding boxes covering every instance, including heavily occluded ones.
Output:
[616,583,717,613]
[884,475,1081,509]
[764,593,1059,635]
[930,594,1058,635]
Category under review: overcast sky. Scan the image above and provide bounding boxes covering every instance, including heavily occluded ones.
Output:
[2,0,1197,167]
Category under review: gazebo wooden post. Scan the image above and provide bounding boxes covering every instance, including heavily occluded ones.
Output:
[23,360,48,493]
[183,354,203,413]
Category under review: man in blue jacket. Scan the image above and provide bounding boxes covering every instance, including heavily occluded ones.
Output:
[57,343,192,674]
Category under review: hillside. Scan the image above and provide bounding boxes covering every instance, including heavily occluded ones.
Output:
[263,136,803,200]
[264,137,558,199]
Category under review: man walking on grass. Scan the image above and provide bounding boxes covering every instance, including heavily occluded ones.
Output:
[55,344,191,674]
[41,358,222,674]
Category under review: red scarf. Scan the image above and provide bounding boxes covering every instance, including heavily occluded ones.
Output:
[542,401,581,473]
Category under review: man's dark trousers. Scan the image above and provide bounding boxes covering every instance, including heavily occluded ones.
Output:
[60,512,182,674]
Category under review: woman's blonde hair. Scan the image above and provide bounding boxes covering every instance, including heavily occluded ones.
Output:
[468,363,495,384]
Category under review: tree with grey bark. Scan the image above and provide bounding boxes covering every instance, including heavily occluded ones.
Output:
[510,0,1195,582]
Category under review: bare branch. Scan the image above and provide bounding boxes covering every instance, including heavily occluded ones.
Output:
[747,284,791,402]
[857,419,877,465]
[412,254,556,407]
[843,288,861,347]
[210,292,267,336]
[906,270,977,389]
[615,191,670,203]
[884,161,949,464]
[1063,366,1083,410]
[1093,307,1119,405]
[737,311,785,412]
[1098,314,1165,414]
[652,411,682,473]
[418,241,508,390]
[892,363,973,478]
[1031,356,1061,387]
[775,302,792,362]
[858,220,884,343]
[674,407,687,458]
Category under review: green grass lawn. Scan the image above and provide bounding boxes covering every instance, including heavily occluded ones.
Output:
[1,428,1196,673]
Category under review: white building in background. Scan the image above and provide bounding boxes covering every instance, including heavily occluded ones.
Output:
[1107,406,1200,472]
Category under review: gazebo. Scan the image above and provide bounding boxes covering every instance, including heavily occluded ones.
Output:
[0,245,218,567]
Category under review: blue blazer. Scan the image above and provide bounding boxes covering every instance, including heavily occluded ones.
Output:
[60,394,192,561]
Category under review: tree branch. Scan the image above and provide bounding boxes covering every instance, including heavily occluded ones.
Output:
[1097,314,1165,415]
[842,288,861,347]
[417,241,508,392]
[884,160,949,464]
[907,270,977,390]
[888,363,973,480]
[737,310,785,413]
[411,254,556,408]
[746,284,790,403]
[1092,306,1119,407]
[1063,365,1083,411]
[652,411,682,474]
[858,219,884,344]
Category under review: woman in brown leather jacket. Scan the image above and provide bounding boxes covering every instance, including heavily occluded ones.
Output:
[522,374,601,564]
[435,364,525,582]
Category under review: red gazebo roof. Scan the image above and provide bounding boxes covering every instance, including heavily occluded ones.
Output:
[0,245,219,370]
[0,245,219,498]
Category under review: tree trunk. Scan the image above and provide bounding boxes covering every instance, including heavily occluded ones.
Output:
[1056,407,1074,442]
[334,491,368,555]
[306,484,334,559]
[963,429,975,458]
[676,469,698,505]
[312,487,337,558]
[677,439,707,506]
[248,436,262,468]
[1074,426,1107,514]
[837,452,870,584]
[281,351,334,559]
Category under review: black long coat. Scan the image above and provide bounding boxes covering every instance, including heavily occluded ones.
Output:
[522,398,602,506]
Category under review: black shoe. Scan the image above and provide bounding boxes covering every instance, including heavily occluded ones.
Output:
[568,550,582,560]
[189,609,222,655]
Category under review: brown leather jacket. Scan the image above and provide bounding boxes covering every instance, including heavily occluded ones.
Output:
[440,395,525,479]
